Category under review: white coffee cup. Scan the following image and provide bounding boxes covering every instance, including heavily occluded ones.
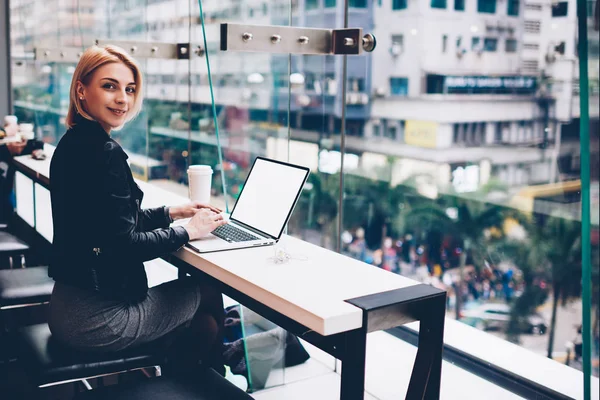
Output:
[188,165,213,203]
[4,115,18,126]
[18,123,34,140]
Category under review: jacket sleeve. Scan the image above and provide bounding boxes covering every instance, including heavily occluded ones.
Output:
[138,206,172,231]
[102,142,189,261]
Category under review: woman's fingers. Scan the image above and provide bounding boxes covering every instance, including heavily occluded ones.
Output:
[210,219,227,230]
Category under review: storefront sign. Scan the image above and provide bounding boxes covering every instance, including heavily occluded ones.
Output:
[427,74,537,95]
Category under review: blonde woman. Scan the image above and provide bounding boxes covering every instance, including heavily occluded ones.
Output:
[48,45,227,376]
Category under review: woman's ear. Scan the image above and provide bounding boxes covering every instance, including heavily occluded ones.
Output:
[76,81,85,100]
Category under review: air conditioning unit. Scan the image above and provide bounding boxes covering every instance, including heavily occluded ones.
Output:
[347,93,359,104]
[545,42,565,63]
[374,87,387,97]
[390,43,403,57]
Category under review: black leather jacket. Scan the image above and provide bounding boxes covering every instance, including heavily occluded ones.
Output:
[49,115,189,301]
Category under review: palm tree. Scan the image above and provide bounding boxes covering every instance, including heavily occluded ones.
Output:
[492,230,550,343]
[405,198,505,319]
[537,214,582,359]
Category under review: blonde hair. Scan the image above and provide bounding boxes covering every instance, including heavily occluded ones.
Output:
[66,45,143,129]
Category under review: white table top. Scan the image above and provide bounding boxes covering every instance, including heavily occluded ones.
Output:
[14,145,420,336]
[13,143,54,180]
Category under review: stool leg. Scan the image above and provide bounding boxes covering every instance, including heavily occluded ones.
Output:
[9,256,13,269]
[21,254,26,269]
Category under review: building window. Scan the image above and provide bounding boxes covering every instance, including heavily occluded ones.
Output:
[484,38,498,52]
[387,126,398,140]
[306,0,318,10]
[349,0,367,8]
[477,0,496,14]
[455,0,465,11]
[505,39,518,53]
[471,37,481,50]
[552,1,568,17]
[392,0,407,10]
[431,0,447,9]
[507,0,519,16]
[373,124,381,137]
[325,0,336,7]
[442,35,448,52]
[390,77,409,96]
[390,34,404,56]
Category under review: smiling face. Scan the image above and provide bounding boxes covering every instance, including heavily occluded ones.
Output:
[76,62,137,133]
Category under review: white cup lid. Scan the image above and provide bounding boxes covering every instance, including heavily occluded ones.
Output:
[4,115,18,124]
[188,165,212,172]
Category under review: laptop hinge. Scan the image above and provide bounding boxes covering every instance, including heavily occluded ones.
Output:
[231,219,276,240]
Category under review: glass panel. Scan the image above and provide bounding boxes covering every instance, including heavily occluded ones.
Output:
[347,0,599,383]
[189,0,296,392]
[455,0,465,11]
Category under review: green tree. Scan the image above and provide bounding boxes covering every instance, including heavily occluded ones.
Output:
[405,198,505,319]
[537,214,582,359]
[493,232,550,343]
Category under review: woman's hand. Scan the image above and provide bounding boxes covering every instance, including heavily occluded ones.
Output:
[169,202,222,221]
[184,209,227,240]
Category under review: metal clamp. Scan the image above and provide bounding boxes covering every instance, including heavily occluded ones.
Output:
[35,41,204,62]
[220,23,376,55]
[34,47,83,63]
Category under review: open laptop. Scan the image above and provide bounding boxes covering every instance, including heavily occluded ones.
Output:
[186,157,310,253]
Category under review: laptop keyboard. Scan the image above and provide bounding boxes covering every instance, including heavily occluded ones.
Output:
[211,224,260,242]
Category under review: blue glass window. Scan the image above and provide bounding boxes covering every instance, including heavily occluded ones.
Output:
[390,77,409,96]
[393,0,407,10]
[478,0,496,14]
[507,0,519,16]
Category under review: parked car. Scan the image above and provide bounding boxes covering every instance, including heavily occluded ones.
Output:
[462,303,547,335]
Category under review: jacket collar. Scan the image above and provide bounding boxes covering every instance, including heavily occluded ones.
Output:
[72,113,111,140]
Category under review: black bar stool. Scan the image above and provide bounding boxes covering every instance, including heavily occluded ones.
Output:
[0,231,30,269]
[73,369,254,400]
[17,323,166,396]
[0,266,53,362]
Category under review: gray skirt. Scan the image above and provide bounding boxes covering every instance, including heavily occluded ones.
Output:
[49,277,203,352]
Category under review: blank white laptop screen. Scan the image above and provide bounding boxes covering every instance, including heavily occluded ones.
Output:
[230,158,308,238]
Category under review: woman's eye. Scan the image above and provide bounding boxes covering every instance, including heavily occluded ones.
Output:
[103,83,115,89]
[126,87,136,94]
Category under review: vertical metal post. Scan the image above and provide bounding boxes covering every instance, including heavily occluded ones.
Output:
[576,1,592,399]
[337,0,350,255]
[0,0,12,116]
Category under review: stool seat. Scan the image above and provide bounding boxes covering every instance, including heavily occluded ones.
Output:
[0,231,29,254]
[19,324,165,386]
[0,266,54,307]
[74,371,253,400]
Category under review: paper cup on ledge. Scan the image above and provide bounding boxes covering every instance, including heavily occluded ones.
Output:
[188,165,213,203]
[18,123,35,140]
[3,115,18,126]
